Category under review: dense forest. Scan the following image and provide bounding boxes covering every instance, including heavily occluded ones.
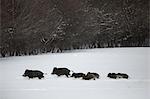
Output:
[0,0,149,57]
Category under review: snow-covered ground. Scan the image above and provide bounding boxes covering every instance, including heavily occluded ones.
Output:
[0,47,150,99]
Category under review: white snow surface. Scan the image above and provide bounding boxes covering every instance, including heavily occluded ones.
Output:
[0,47,150,99]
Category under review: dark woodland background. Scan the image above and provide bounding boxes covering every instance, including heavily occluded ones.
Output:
[0,0,149,57]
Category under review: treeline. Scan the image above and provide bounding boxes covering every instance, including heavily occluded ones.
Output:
[0,0,149,57]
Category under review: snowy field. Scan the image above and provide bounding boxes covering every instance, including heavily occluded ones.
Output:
[0,47,150,99]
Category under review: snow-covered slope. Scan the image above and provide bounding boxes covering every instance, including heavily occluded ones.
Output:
[0,48,150,99]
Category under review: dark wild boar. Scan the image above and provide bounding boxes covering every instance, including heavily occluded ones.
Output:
[51,67,70,77]
[23,69,44,79]
[71,73,86,78]
[87,72,100,79]
[82,73,96,80]
[107,73,129,79]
